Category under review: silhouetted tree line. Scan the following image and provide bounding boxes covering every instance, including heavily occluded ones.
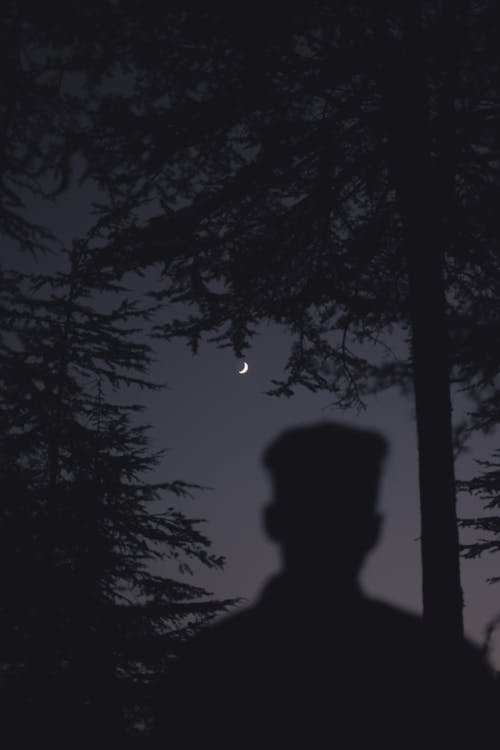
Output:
[2,0,500,742]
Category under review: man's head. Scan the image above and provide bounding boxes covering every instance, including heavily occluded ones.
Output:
[262,421,388,583]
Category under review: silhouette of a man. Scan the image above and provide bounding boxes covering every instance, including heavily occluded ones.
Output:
[151,422,498,748]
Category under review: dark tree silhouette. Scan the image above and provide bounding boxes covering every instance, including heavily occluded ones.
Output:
[62,3,500,647]
[459,451,500,575]
[0,246,235,746]
[1,3,74,250]
[3,0,500,661]
[458,448,500,666]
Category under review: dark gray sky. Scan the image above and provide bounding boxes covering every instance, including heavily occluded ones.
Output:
[10,168,500,670]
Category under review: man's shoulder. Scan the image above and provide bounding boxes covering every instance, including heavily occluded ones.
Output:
[362,595,425,633]
[178,588,494,678]
[177,603,259,662]
[365,596,495,675]
[185,591,426,663]
[194,589,426,639]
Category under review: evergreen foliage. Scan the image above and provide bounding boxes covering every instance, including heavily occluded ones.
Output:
[459,453,500,571]
[70,4,500,406]
[458,448,500,664]
[0,245,235,743]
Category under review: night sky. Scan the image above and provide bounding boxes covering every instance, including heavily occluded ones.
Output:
[150,327,500,665]
[8,167,500,671]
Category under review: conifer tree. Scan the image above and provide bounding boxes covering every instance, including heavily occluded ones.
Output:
[0,245,235,745]
[459,453,500,577]
[458,442,500,665]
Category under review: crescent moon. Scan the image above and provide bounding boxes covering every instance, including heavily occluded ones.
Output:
[238,361,249,374]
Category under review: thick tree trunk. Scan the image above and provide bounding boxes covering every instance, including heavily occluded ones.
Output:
[381,4,464,646]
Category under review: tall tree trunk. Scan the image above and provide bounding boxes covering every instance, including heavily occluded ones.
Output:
[405,215,464,647]
[380,4,464,646]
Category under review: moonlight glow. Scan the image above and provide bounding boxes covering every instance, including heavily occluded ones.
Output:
[238,362,249,374]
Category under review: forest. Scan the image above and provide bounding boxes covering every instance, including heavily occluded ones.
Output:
[2,2,500,746]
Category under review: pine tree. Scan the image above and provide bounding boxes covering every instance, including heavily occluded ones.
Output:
[458,445,500,668]
[0,244,235,745]
[459,452,500,577]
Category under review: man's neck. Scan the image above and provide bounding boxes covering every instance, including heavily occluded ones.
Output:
[266,569,363,602]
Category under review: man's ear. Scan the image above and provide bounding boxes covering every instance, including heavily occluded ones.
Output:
[263,503,282,542]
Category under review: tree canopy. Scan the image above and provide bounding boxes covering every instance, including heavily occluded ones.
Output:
[61,4,499,407]
[4,3,500,406]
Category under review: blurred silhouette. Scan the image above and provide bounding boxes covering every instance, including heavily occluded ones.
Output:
[151,422,499,748]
